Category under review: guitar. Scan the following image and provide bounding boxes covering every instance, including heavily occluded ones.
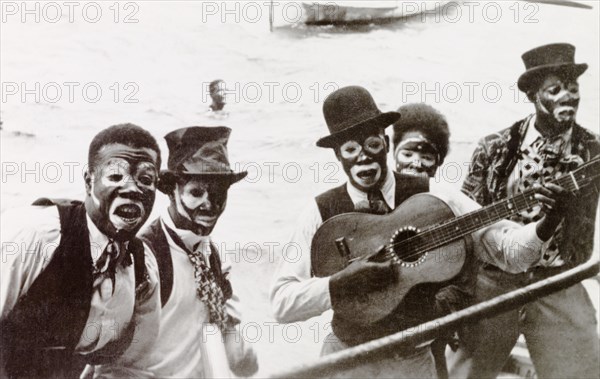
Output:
[311,157,600,325]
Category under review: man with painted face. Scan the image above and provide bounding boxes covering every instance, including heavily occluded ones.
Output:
[392,103,460,378]
[95,126,258,377]
[271,86,569,378]
[0,124,161,378]
[392,103,450,178]
[447,43,600,379]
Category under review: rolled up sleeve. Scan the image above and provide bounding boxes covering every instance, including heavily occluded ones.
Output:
[430,187,547,274]
[476,221,546,273]
[1,206,60,319]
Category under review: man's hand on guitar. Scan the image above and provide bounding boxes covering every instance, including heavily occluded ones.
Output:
[534,182,573,241]
[329,255,397,303]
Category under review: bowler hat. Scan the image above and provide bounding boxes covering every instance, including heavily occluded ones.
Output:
[158,126,247,194]
[316,86,400,148]
[518,43,587,92]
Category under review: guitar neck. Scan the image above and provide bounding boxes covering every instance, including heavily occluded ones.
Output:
[403,159,599,255]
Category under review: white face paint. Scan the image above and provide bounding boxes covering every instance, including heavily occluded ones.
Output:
[349,162,382,189]
[393,132,439,178]
[86,145,158,240]
[169,179,229,236]
[174,186,193,223]
[395,149,437,176]
[89,175,134,231]
[535,92,578,123]
[90,177,101,207]
[534,75,580,133]
[90,160,130,206]
[338,134,387,192]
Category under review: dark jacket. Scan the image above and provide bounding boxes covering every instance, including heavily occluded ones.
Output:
[139,217,233,309]
[462,116,600,267]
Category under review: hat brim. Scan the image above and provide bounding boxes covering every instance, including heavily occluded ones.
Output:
[316,111,401,149]
[518,63,588,92]
[158,170,248,194]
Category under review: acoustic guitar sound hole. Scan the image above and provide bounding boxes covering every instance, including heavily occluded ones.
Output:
[389,226,423,263]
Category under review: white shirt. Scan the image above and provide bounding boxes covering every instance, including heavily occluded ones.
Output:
[98,208,243,378]
[0,204,160,355]
[270,172,545,323]
[347,167,396,210]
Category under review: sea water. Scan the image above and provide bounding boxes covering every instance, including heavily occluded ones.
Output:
[1,1,598,375]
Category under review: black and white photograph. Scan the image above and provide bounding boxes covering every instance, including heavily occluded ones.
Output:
[1,1,599,378]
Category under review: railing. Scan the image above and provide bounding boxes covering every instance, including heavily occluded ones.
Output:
[268,260,599,378]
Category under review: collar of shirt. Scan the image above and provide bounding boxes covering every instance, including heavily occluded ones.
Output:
[86,215,132,270]
[345,169,395,210]
[523,114,573,148]
[160,208,212,258]
[86,214,111,267]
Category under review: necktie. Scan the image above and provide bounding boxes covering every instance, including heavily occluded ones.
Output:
[189,243,229,331]
[367,190,391,215]
[165,227,229,331]
[94,239,131,294]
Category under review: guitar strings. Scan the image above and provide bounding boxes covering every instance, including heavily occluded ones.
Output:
[380,166,600,263]
[384,171,599,261]
[385,174,591,260]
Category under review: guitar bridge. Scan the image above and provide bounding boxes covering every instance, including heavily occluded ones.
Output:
[335,237,351,266]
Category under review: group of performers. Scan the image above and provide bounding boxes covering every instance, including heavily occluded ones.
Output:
[1,42,598,379]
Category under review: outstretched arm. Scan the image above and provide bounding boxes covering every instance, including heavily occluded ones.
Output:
[476,183,570,272]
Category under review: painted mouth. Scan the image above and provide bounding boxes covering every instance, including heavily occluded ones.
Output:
[356,168,378,179]
[558,109,575,116]
[193,214,217,223]
[401,167,424,175]
[114,204,142,225]
[400,168,430,179]
[556,105,576,118]
[192,214,218,229]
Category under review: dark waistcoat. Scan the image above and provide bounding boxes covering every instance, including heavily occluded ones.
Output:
[0,199,146,378]
[315,173,443,346]
[139,217,232,308]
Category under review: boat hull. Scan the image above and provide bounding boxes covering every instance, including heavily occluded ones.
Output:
[299,1,450,25]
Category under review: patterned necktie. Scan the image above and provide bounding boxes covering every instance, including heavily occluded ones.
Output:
[165,227,229,331]
[514,134,584,266]
[367,190,391,215]
[189,243,229,331]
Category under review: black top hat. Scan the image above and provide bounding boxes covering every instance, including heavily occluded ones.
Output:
[518,43,588,92]
[158,126,247,193]
[316,86,400,148]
